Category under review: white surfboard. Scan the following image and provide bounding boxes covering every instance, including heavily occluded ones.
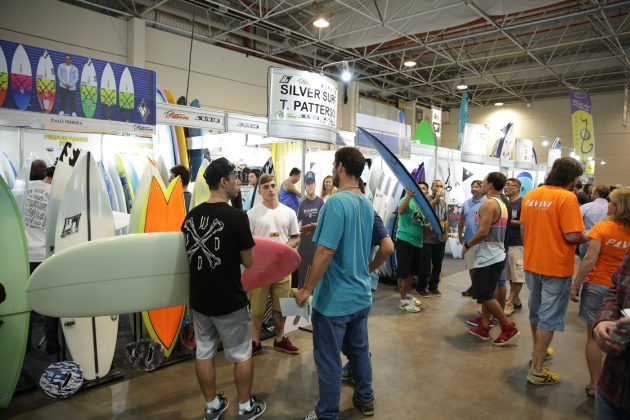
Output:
[118,67,134,121]
[499,123,516,160]
[0,152,16,189]
[10,44,32,111]
[35,51,55,113]
[156,155,169,188]
[45,142,82,257]
[55,152,118,381]
[107,160,128,235]
[11,156,32,214]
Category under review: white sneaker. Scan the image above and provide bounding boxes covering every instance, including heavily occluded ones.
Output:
[59,110,64,116]
[409,296,422,306]
[71,112,77,117]
[399,300,422,313]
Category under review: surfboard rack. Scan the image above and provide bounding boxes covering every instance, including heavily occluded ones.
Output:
[80,370,124,391]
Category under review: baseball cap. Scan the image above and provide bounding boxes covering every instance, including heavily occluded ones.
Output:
[305,171,316,185]
[203,157,236,185]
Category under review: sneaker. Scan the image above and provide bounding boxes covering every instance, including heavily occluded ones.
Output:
[273,336,299,355]
[352,394,375,416]
[237,395,266,419]
[252,341,262,356]
[428,289,442,297]
[504,302,515,316]
[294,411,319,420]
[527,367,560,385]
[461,287,473,297]
[468,323,490,340]
[204,392,229,420]
[399,300,422,313]
[408,295,422,306]
[417,289,430,297]
[466,316,497,328]
[493,322,520,346]
[514,297,523,309]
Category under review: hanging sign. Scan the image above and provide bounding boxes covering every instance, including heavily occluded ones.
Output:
[431,106,442,145]
[226,113,267,135]
[569,89,595,161]
[0,38,156,135]
[267,67,338,144]
[156,102,225,131]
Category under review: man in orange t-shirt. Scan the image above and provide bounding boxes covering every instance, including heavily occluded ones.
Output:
[520,157,587,385]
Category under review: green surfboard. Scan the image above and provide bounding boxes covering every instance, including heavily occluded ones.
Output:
[0,176,30,408]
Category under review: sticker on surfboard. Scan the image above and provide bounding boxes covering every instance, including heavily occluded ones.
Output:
[80,59,97,118]
[10,44,32,111]
[35,50,55,113]
[100,63,116,120]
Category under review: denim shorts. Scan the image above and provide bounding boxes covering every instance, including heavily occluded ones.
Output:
[525,271,572,332]
[579,282,610,325]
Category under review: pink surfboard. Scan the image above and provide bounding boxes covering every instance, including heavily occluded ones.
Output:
[243,236,301,291]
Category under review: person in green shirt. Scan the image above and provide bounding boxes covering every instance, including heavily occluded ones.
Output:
[395,188,425,313]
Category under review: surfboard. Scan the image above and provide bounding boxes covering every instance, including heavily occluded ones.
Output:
[163,88,189,168]
[35,50,55,113]
[358,127,442,234]
[11,156,32,214]
[156,87,180,166]
[188,99,203,138]
[108,159,127,214]
[248,158,275,210]
[115,154,134,213]
[499,123,515,160]
[10,44,32,111]
[54,152,118,381]
[118,67,134,122]
[0,176,30,408]
[191,159,211,210]
[0,45,7,107]
[80,59,97,118]
[98,160,118,213]
[156,155,169,187]
[27,233,301,318]
[45,142,82,257]
[0,152,16,189]
[100,63,116,120]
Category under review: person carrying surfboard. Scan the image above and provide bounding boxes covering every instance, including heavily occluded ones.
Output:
[248,174,301,356]
[295,147,377,420]
[181,157,266,420]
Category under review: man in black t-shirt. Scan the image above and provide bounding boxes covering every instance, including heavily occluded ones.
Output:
[182,157,266,420]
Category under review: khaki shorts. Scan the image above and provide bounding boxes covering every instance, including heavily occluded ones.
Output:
[247,276,291,317]
[505,246,525,284]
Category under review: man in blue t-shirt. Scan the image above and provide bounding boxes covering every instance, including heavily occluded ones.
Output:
[457,180,486,296]
[295,147,376,420]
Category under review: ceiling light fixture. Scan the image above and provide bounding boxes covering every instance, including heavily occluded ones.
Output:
[403,60,416,67]
[494,102,504,106]
[341,61,351,82]
[601,160,606,165]
[456,83,468,90]
[313,2,329,28]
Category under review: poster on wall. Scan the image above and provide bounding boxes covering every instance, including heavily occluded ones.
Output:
[431,106,442,146]
[569,88,595,161]
[267,67,338,144]
[0,39,156,135]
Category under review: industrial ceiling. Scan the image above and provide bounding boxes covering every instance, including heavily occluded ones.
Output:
[66,0,630,109]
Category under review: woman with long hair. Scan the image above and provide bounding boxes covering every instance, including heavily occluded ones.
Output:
[320,175,337,201]
[571,187,630,397]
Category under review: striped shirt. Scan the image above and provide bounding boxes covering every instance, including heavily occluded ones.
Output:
[594,246,630,411]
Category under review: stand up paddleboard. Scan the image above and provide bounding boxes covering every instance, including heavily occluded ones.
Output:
[45,142,82,257]
[27,234,300,317]
[10,44,32,111]
[119,67,134,122]
[358,127,443,235]
[0,176,30,408]
[100,63,116,120]
[55,152,118,381]
[35,50,55,113]
[0,45,8,107]
[80,59,97,118]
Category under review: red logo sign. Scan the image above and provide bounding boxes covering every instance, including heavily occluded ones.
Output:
[164,111,189,120]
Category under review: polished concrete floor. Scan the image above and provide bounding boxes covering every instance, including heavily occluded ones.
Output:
[6,257,596,419]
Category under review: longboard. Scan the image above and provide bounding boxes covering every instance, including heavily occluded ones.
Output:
[55,152,118,381]
[10,44,32,111]
[27,233,301,318]
[0,176,30,408]
[35,50,55,113]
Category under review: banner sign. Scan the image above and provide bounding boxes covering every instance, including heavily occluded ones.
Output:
[431,106,442,145]
[457,91,469,150]
[226,113,267,135]
[0,38,156,135]
[569,89,595,161]
[156,102,225,131]
[267,67,338,144]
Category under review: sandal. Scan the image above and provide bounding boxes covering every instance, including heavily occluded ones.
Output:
[585,384,596,397]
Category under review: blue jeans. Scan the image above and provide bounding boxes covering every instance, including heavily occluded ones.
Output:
[313,307,373,420]
[596,391,630,419]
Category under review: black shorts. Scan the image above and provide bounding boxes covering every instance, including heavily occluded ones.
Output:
[471,261,504,303]
[395,239,422,279]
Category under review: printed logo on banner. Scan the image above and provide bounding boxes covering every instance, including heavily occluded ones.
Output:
[196,115,221,123]
[61,214,81,238]
[138,99,150,122]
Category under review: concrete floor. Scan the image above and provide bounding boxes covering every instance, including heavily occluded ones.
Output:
[6,257,596,419]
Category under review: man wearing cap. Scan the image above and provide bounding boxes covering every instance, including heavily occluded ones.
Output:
[248,173,301,355]
[181,157,266,420]
[297,172,324,288]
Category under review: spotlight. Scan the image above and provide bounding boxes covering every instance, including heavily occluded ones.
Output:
[494,102,504,106]
[542,140,549,147]
[341,61,351,82]
[456,83,468,90]
[403,60,416,67]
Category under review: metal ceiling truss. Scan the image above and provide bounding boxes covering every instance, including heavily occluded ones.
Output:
[65,0,630,110]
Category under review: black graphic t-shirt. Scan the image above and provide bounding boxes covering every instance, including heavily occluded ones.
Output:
[182,202,255,316]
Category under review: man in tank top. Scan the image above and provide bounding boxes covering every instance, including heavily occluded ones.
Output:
[280,167,302,213]
[462,172,519,347]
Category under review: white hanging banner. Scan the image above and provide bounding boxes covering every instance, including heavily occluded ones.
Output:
[156,102,225,131]
[226,113,267,135]
[267,67,338,144]
[431,106,442,145]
